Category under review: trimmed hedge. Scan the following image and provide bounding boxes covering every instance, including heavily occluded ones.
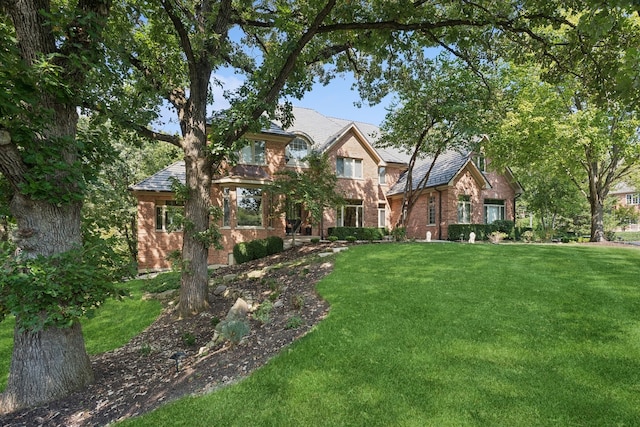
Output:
[327,227,385,241]
[448,221,515,241]
[265,236,284,255]
[233,236,285,264]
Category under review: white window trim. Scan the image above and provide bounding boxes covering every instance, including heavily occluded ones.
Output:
[337,157,363,179]
[239,140,266,165]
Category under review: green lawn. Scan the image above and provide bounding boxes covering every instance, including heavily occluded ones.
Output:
[0,275,163,390]
[122,243,640,426]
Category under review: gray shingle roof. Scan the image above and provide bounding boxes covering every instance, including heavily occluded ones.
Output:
[131,108,484,195]
[129,161,185,192]
[282,107,410,164]
[387,150,478,195]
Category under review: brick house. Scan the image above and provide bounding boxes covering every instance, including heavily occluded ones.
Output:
[130,107,522,269]
[610,183,640,231]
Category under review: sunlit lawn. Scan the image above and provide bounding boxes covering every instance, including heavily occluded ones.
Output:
[122,243,640,426]
[0,275,164,391]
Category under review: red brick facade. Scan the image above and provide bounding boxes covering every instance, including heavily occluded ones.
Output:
[133,121,521,270]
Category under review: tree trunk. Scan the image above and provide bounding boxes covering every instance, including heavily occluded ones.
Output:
[0,196,93,414]
[0,322,92,414]
[177,128,213,317]
[589,194,606,242]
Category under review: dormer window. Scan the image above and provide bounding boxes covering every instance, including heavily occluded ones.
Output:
[286,137,310,164]
[473,153,486,172]
[239,140,265,165]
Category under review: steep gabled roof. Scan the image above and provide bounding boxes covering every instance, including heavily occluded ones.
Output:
[387,150,490,196]
[282,106,409,165]
[129,161,185,192]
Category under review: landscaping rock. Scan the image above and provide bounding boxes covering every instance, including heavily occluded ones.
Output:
[213,285,227,296]
[226,298,249,321]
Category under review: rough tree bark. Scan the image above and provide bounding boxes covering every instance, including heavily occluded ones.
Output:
[0,0,109,413]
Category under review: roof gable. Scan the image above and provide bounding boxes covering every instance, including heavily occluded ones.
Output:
[387,150,490,196]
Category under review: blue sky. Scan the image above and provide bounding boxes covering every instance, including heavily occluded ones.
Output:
[153,70,393,134]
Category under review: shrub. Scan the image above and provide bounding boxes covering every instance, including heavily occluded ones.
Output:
[234,237,283,264]
[265,236,284,255]
[391,227,406,241]
[253,301,273,324]
[248,239,268,259]
[327,227,384,241]
[181,332,196,347]
[448,224,492,241]
[345,235,357,243]
[285,315,304,330]
[310,237,320,244]
[216,319,250,345]
[489,231,508,244]
[233,241,253,264]
[327,235,338,242]
[492,220,515,235]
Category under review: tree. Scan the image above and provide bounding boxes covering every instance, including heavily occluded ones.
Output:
[82,122,181,267]
[267,151,344,245]
[375,54,494,227]
[108,1,591,320]
[0,0,118,412]
[489,65,640,241]
[2,0,634,412]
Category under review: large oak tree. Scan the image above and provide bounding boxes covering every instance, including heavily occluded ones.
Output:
[2,0,637,413]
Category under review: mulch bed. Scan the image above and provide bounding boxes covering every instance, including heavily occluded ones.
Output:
[1,243,338,426]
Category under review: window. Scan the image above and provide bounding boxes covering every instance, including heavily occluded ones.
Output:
[155,200,184,231]
[457,195,471,224]
[378,166,386,184]
[222,188,230,227]
[484,199,505,224]
[237,187,263,227]
[428,196,436,225]
[473,154,486,172]
[336,157,363,179]
[286,137,310,163]
[337,200,363,227]
[239,140,265,165]
[378,203,386,228]
[627,194,640,205]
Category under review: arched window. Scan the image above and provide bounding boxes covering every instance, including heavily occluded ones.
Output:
[286,137,310,164]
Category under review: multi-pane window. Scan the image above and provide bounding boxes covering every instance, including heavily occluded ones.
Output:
[627,194,640,205]
[286,137,310,163]
[457,195,471,224]
[222,187,230,227]
[428,196,436,225]
[237,187,263,227]
[337,200,363,227]
[378,203,386,228]
[336,157,363,179]
[484,199,505,224]
[378,166,386,184]
[239,140,266,165]
[473,154,486,172]
[155,200,184,231]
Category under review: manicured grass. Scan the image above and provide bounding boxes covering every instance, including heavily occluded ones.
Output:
[122,243,640,426]
[614,231,640,242]
[0,275,163,391]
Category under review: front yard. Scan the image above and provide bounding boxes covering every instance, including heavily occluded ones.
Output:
[123,243,640,426]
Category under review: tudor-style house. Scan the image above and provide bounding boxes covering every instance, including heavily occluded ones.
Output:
[130,106,523,270]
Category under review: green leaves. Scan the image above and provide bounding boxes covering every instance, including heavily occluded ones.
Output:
[0,239,126,333]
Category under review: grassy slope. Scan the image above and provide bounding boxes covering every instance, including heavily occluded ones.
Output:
[123,243,640,426]
[0,277,162,390]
